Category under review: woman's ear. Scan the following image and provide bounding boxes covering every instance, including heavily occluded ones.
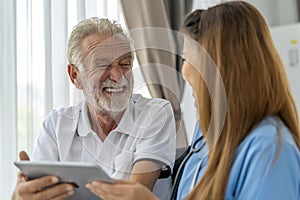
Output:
[68,64,83,89]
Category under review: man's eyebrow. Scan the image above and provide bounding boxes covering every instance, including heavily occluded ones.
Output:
[118,53,132,60]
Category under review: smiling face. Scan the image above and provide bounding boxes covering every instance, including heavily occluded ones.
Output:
[78,34,133,114]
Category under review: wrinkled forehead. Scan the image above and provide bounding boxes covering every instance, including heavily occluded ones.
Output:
[83,34,133,65]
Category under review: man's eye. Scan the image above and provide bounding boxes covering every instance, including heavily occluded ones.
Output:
[120,63,131,66]
[120,62,132,68]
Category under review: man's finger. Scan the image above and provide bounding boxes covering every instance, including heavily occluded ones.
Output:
[17,172,29,183]
[35,183,75,200]
[87,181,123,196]
[18,176,60,193]
[19,151,30,161]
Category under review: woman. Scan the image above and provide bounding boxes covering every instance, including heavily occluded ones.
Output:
[86,1,300,199]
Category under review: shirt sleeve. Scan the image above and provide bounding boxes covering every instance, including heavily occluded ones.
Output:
[32,111,59,161]
[228,125,300,200]
[133,100,176,170]
[254,140,300,200]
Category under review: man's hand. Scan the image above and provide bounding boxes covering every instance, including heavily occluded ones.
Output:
[12,151,75,200]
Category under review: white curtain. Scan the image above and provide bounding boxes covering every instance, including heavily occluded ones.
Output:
[0,0,18,199]
[1,0,125,199]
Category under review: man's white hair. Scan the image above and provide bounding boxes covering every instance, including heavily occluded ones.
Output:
[67,17,129,69]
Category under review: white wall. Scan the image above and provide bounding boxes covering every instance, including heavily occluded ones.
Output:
[247,0,298,26]
[192,0,299,27]
[270,23,300,114]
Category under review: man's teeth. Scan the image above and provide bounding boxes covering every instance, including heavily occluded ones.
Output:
[105,87,124,92]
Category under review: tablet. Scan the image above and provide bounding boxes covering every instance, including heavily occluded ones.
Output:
[14,160,113,200]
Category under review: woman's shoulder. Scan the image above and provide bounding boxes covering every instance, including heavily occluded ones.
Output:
[238,116,298,153]
[232,116,300,178]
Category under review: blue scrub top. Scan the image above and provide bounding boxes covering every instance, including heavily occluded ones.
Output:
[177,117,300,200]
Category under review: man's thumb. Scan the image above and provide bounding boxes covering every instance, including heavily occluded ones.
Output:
[19,151,30,161]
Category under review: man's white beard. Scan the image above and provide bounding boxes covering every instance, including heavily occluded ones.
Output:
[84,77,132,114]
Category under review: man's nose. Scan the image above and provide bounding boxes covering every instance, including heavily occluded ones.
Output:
[108,63,123,82]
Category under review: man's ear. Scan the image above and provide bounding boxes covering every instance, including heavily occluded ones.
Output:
[68,64,83,89]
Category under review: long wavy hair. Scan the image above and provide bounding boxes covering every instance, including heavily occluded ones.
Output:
[182,1,300,199]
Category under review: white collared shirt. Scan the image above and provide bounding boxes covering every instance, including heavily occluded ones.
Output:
[32,94,176,199]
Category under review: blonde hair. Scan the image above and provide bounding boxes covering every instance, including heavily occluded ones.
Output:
[182,1,300,199]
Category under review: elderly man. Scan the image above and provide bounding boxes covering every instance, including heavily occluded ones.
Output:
[12,17,176,200]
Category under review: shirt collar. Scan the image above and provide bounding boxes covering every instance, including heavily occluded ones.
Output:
[113,97,135,135]
[77,100,93,137]
[77,97,136,137]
